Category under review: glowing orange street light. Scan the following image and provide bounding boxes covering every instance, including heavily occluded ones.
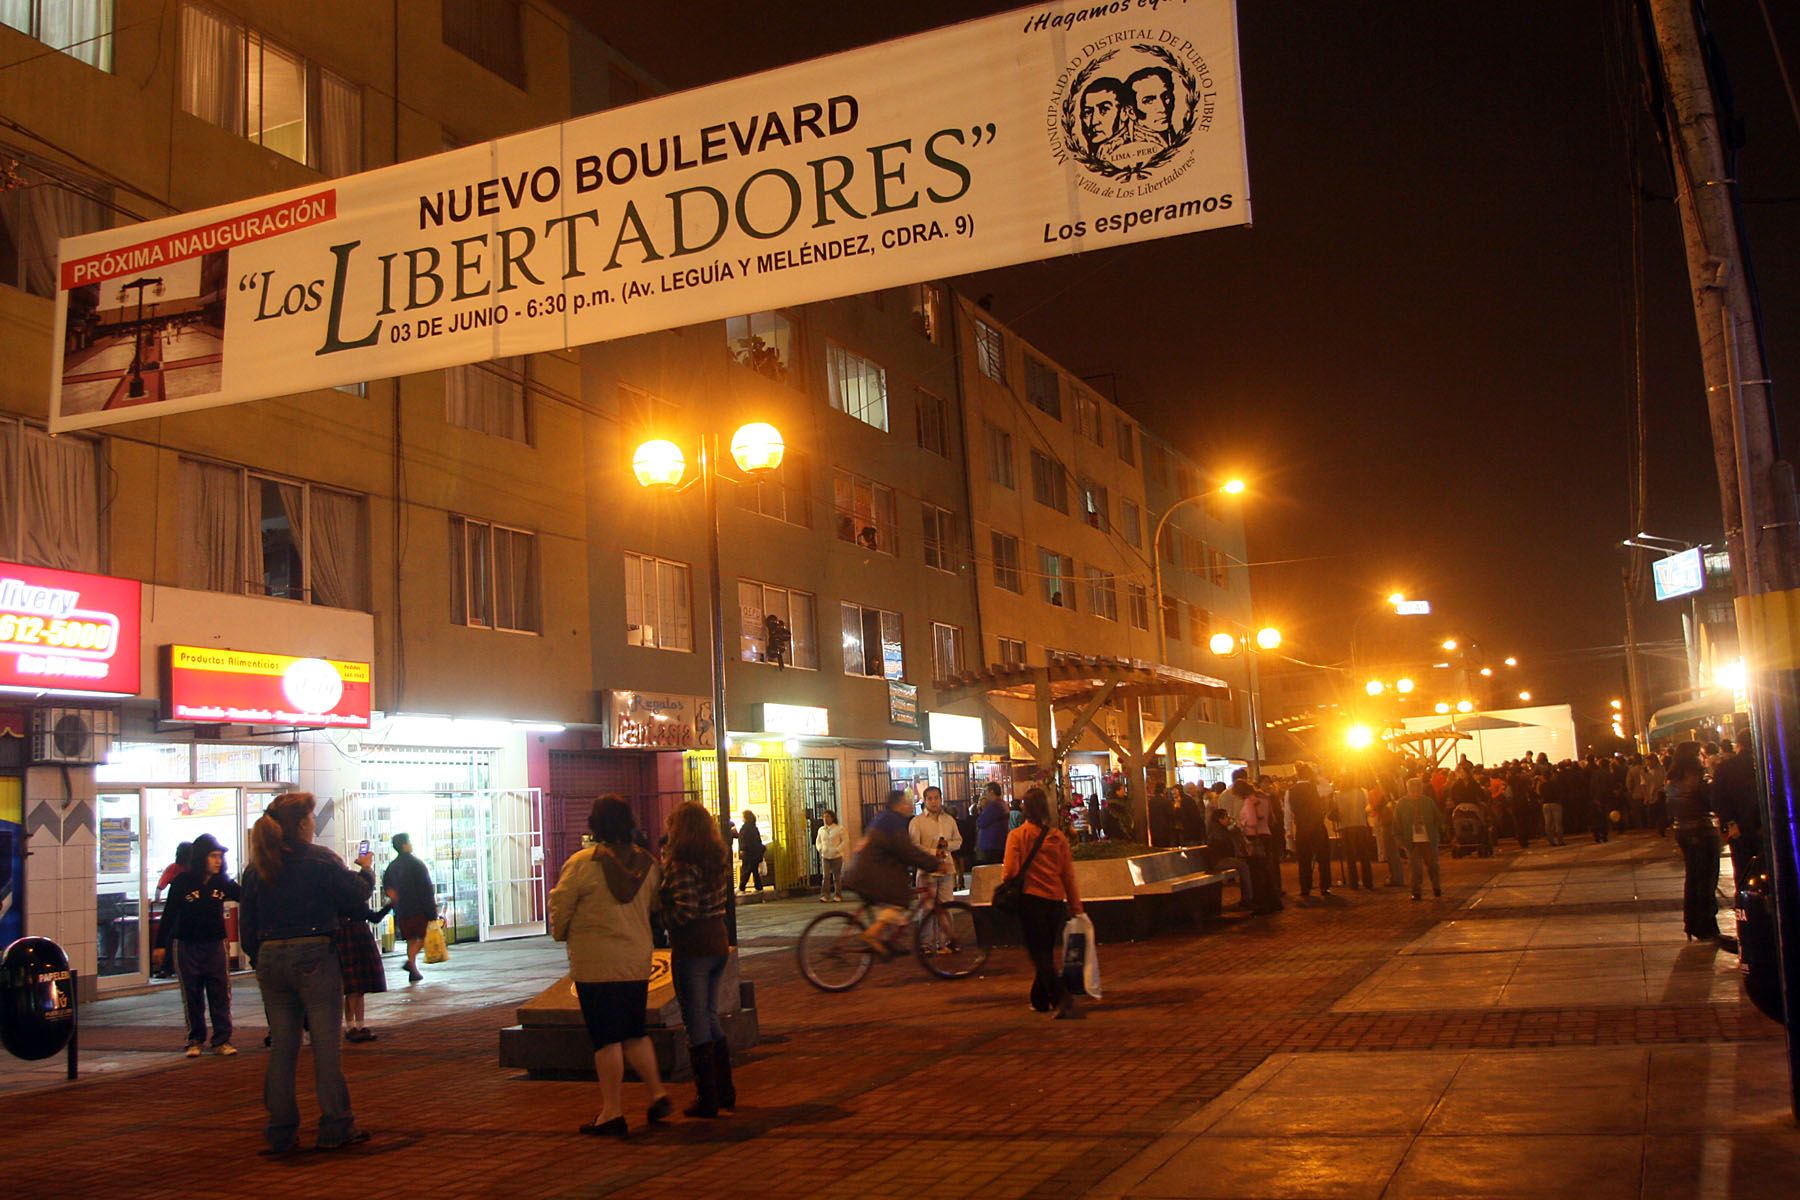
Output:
[631,439,686,489]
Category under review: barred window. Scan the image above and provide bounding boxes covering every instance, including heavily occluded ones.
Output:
[974,319,1006,383]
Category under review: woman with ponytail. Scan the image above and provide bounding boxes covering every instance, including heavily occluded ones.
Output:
[240,792,377,1154]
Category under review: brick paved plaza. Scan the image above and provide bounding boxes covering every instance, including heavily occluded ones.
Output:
[4,833,1792,1199]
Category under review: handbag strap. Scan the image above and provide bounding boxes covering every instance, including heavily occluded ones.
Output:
[1008,824,1052,882]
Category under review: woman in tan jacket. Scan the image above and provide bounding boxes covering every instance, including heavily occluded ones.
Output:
[549,797,670,1136]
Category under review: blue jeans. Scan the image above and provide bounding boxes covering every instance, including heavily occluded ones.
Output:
[672,953,727,1046]
[256,938,356,1150]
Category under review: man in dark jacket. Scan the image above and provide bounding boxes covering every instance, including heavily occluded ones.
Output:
[1287,763,1332,899]
[1713,731,1763,889]
[382,834,437,983]
[843,790,944,955]
[975,782,1010,865]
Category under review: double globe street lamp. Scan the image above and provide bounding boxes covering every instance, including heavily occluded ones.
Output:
[1207,625,1282,779]
[633,422,786,825]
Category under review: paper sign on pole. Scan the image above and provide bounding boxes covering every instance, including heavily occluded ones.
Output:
[49,1,1248,431]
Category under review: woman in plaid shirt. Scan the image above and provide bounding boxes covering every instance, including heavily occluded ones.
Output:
[659,802,737,1118]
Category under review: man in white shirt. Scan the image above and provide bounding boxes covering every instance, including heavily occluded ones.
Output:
[908,787,963,951]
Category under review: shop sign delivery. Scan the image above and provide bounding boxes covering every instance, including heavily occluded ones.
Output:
[48,1,1247,432]
[0,563,141,697]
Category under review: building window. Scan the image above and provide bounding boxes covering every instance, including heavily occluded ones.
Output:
[1161,594,1180,642]
[842,602,904,680]
[1179,531,1204,578]
[1086,568,1118,621]
[921,503,958,572]
[0,160,112,298]
[1029,450,1067,514]
[178,458,368,609]
[985,423,1016,489]
[738,579,817,669]
[618,382,677,435]
[909,283,942,342]
[447,517,537,632]
[1187,603,1208,647]
[1176,464,1196,496]
[1024,355,1061,419]
[1208,546,1229,588]
[445,357,529,441]
[1079,479,1109,532]
[1116,418,1136,465]
[180,3,362,173]
[736,449,811,528]
[932,622,966,680]
[726,311,793,382]
[1039,548,1075,609]
[826,342,889,431]
[622,551,691,650]
[1158,524,1177,566]
[1146,443,1168,487]
[1127,583,1150,630]
[0,421,104,572]
[1076,393,1103,446]
[996,636,1026,667]
[974,318,1006,383]
[1121,498,1142,548]
[2,0,113,71]
[441,0,524,87]
[833,469,898,554]
[915,388,950,457]
[991,531,1023,593]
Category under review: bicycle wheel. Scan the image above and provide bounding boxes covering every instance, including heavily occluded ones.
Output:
[914,900,990,979]
[796,910,876,992]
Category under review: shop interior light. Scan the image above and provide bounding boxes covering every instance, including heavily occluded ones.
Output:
[632,439,686,488]
[1396,678,1415,694]
[730,422,786,474]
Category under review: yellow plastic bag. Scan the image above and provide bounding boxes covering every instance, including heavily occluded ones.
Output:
[423,919,449,964]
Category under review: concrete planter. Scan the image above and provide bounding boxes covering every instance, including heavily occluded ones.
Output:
[968,847,1229,945]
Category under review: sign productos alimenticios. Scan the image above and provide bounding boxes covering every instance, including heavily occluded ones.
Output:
[161,645,372,728]
[49,0,1248,431]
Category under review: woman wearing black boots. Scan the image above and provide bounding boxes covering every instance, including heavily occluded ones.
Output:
[660,802,738,1118]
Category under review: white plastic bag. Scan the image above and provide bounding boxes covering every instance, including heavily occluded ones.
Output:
[1060,912,1102,999]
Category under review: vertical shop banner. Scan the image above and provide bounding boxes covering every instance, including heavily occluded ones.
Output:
[49,0,1248,431]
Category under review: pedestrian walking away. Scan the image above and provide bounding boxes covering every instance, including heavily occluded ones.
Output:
[735,811,767,893]
[1001,787,1085,1019]
[241,792,376,1153]
[1396,778,1443,901]
[154,832,241,1057]
[813,809,847,902]
[381,833,436,983]
[659,801,737,1119]
[549,796,671,1137]
[1288,763,1333,899]
[1667,742,1722,942]
[336,902,389,1043]
[975,781,1010,865]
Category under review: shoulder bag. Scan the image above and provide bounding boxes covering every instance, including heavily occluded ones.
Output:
[991,825,1051,916]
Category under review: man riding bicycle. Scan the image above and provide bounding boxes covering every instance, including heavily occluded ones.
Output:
[841,789,948,956]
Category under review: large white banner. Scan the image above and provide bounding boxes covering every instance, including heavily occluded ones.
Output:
[50,0,1248,431]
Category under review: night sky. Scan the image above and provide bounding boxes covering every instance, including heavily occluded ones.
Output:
[564,1,1800,733]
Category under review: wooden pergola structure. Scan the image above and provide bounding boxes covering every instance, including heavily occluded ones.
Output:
[1384,726,1472,768]
[933,656,1232,843]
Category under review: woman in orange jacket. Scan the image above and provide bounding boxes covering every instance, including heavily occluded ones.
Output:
[1001,787,1085,1019]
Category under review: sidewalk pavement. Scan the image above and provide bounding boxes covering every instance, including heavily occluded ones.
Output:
[0,834,1787,1198]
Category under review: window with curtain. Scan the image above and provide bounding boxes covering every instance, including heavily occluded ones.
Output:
[990,531,1022,593]
[1039,548,1074,609]
[492,525,538,632]
[179,458,243,592]
[445,357,530,441]
[826,342,888,431]
[932,623,965,680]
[1086,568,1118,622]
[841,602,903,680]
[735,449,811,528]
[178,458,366,608]
[248,473,303,599]
[0,423,103,572]
[442,0,525,87]
[1029,450,1066,514]
[2,0,113,71]
[308,486,368,610]
[624,551,691,651]
[1025,355,1060,418]
[179,2,360,172]
[0,159,113,297]
[996,636,1026,667]
[832,468,896,554]
[725,311,792,382]
[451,516,536,632]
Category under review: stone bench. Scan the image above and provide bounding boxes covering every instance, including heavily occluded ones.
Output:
[966,847,1233,943]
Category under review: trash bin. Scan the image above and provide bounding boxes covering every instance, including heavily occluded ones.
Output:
[1735,869,1782,1023]
[0,936,76,1062]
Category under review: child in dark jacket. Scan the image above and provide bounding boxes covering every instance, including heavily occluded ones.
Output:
[155,832,241,1056]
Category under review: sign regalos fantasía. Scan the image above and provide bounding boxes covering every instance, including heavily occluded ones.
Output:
[162,645,372,727]
[49,1,1248,431]
[0,562,141,697]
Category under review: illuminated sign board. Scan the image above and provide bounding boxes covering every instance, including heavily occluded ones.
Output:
[607,690,713,749]
[927,712,985,753]
[888,682,920,729]
[0,563,140,697]
[163,645,371,727]
[1394,599,1431,616]
[1652,548,1704,601]
[757,703,830,737]
[1175,741,1209,763]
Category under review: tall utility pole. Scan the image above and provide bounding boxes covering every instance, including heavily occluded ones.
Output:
[1621,568,1650,749]
[1646,0,1800,1120]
